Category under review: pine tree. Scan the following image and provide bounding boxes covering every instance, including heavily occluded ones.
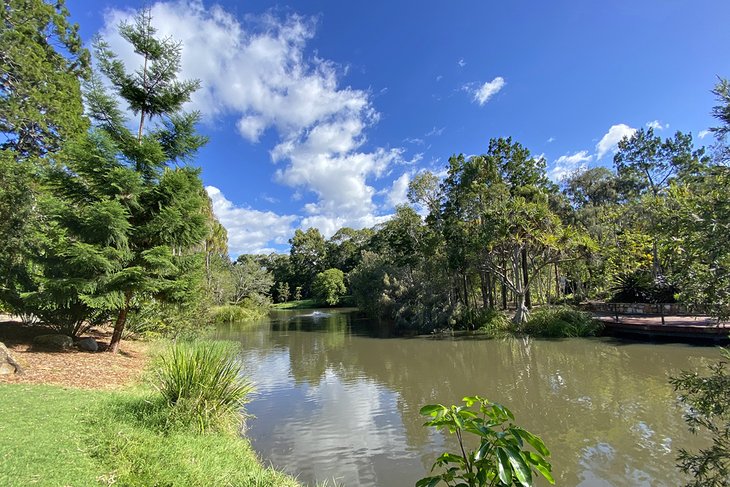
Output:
[81,8,210,352]
[0,0,89,158]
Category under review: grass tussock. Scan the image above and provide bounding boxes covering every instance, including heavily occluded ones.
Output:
[212,305,268,324]
[154,340,254,433]
[520,306,603,338]
[455,307,512,335]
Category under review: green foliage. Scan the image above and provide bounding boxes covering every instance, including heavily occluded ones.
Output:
[289,228,328,297]
[670,348,730,487]
[456,307,511,335]
[232,255,275,305]
[276,281,291,303]
[609,269,677,304]
[0,0,90,157]
[125,298,212,341]
[153,340,254,433]
[519,306,602,338]
[417,396,554,487]
[0,154,39,313]
[312,268,347,306]
[212,304,267,324]
[82,9,211,351]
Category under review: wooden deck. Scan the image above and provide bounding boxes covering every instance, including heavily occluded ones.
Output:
[595,313,730,343]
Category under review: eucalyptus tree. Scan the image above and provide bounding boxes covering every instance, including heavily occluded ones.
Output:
[289,228,328,297]
[231,255,275,306]
[440,138,588,323]
[325,227,374,274]
[614,128,706,279]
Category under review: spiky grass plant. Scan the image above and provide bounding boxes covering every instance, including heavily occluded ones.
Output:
[520,306,603,338]
[154,340,254,433]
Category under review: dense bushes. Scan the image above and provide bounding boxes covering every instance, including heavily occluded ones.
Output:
[211,301,268,324]
[519,306,603,338]
[610,270,677,304]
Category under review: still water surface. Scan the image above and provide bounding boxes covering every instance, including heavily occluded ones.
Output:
[215,309,718,487]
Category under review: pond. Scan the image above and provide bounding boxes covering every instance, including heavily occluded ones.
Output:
[214,309,719,487]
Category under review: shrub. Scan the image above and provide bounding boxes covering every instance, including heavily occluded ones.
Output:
[670,348,730,487]
[211,304,266,324]
[126,300,212,340]
[312,268,347,306]
[520,306,603,338]
[154,340,254,433]
[418,396,554,487]
[610,270,678,304]
[455,307,511,335]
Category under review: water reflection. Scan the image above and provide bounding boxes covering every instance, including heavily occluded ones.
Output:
[215,310,718,487]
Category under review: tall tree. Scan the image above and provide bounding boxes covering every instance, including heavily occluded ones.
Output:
[0,0,89,158]
[289,228,328,297]
[85,9,209,352]
[614,128,705,278]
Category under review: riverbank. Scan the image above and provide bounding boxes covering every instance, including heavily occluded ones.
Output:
[0,320,301,487]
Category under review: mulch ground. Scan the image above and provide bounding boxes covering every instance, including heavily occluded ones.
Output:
[0,317,150,390]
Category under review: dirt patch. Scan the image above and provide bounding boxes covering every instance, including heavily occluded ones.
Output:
[0,319,150,390]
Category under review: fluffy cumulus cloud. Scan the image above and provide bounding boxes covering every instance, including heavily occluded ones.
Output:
[206,186,297,256]
[595,123,636,160]
[549,150,593,181]
[100,1,404,247]
[698,129,711,139]
[386,172,411,208]
[467,77,506,106]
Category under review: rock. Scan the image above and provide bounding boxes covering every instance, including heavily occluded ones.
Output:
[33,334,73,351]
[0,342,23,375]
[75,337,98,352]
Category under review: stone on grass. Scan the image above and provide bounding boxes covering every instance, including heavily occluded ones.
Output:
[75,337,99,352]
[0,342,23,375]
[33,334,73,351]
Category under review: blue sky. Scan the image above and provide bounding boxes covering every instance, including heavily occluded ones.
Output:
[67,0,730,256]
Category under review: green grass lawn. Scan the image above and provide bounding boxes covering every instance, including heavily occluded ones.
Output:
[0,385,105,486]
[0,384,300,487]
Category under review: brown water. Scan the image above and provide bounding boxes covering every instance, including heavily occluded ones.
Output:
[215,309,719,487]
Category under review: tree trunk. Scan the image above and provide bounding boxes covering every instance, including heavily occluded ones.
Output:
[486,272,494,308]
[480,272,489,309]
[509,246,529,324]
[554,264,561,302]
[501,278,508,310]
[513,292,530,324]
[108,291,132,353]
[521,247,531,309]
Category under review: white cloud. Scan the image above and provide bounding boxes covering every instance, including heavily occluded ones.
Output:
[595,123,637,160]
[403,137,424,145]
[646,120,668,130]
[386,172,411,208]
[458,58,466,67]
[547,137,555,143]
[467,77,506,106]
[549,150,593,181]
[100,2,404,248]
[426,126,445,137]
[206,186,297,256]
[436,75,443,82]
[698,129,711,139]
